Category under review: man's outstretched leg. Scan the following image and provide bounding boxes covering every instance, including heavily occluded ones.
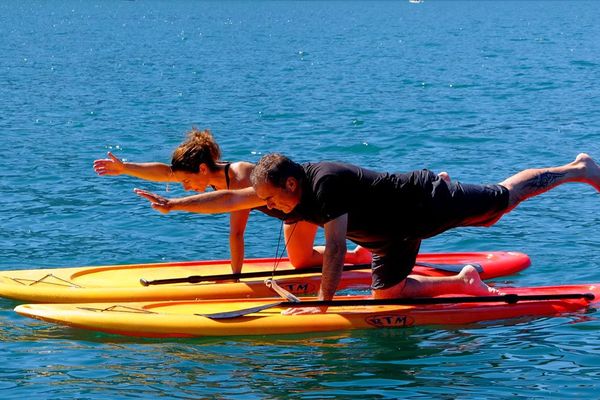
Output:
[500,153,600,211]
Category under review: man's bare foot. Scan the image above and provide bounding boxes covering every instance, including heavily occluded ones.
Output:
[438,171,451,184]
[457,265,500,296]
[573,153,600,192]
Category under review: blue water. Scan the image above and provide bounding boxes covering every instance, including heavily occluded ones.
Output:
[1,0,600,398]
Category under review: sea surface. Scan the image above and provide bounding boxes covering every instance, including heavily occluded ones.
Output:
[1,0,600,398]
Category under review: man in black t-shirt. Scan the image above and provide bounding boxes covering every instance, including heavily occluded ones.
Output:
[249,153,600,314]
[136,152,600,314]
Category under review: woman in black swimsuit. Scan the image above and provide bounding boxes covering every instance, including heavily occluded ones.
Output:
[94,128,371,274]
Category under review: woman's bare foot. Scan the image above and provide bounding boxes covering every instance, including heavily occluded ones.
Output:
[346,245,372,264]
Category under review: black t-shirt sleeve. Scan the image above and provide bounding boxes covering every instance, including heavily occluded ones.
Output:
[314,175,351,223]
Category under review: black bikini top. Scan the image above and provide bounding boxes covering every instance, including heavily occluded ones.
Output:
[224,162,231,189]
[210,162,231,191]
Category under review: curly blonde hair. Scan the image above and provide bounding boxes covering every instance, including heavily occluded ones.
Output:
[171,128,222,172]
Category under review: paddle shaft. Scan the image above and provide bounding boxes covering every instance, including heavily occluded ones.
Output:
[197,292,596,319]
[140,261,481,286]
[276,293,596,307]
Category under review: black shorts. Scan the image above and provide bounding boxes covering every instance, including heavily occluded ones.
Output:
[409,170,510,238]
[371,239,421,290]
[369,172,510,290]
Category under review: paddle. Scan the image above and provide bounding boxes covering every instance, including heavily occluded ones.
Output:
[197,292,596,320]
[139,261,482,286]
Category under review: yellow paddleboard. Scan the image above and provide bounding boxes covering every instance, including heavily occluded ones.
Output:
[15,283,598,338]
[0,251,530,303]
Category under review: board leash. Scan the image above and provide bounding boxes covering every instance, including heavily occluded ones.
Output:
[270,221,298,279]
[267,221,299,294]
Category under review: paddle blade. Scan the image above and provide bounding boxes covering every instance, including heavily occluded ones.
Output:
[195,302,282,319]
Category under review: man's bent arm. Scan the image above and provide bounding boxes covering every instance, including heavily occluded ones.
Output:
[319,214,348,301]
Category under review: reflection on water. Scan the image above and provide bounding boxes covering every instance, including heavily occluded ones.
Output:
[1,0,600,397]
[5,306,599,398]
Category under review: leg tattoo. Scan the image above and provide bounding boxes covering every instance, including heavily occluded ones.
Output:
[524,171,567,190]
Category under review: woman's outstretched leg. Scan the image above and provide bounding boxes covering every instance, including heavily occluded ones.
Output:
[285,222,371,268]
